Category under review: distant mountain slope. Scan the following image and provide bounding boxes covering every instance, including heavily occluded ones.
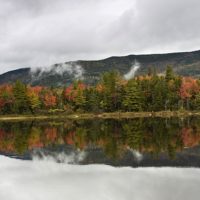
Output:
[1,49,200,86]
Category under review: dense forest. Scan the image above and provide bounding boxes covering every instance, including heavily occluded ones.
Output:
[0,66,200,114]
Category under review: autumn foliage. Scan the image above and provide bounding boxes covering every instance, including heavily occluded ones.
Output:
[179,77,200,99]
[0,67,200,114]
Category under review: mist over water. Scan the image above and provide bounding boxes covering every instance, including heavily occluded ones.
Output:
[0,155,200,200]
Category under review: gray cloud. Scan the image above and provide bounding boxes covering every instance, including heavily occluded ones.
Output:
[0,0,200,73]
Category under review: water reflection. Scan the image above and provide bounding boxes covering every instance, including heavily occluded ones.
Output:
[0,117,200,167]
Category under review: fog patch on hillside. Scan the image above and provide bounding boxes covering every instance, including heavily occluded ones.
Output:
[124,60,140,80]
[30,62,85,82]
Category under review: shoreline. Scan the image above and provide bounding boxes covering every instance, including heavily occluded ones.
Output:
[0,110,199,121]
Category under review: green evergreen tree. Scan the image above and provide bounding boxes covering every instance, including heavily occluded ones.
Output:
[100,70,121,112]
[122,80,142,111]
[13,80,30,113]
[165,65,174,82]
[75,89,86,110]
[152,78,167,111]
[85,88,100,113]
[166,76,182,110]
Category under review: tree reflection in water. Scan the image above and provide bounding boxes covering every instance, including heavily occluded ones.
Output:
[0,117,200,166]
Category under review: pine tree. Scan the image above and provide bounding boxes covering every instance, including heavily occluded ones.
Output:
[13,80,30,113]
[85,88,100,113]
[165,65,174,82]
[122,80,142,111]
[100,70,122,111]
[166,77,181,110]
[152,78,167,111]
[75,88,86,110]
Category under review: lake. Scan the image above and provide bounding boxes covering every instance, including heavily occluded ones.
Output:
[1,117,200,200]
[0,117,200,167]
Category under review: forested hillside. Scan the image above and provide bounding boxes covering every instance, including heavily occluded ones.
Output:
[0,49,200,86]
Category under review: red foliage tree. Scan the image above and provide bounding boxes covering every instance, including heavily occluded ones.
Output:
[43,92,57,108]
[0,85,14,112]
[179,77,200,99]
[64,83,86,102]
[28,86,43,95]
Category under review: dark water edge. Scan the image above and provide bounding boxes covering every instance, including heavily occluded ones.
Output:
[1,145,200,168]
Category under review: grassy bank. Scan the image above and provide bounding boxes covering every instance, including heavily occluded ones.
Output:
[0,110,199,121]
[68,110,200,119]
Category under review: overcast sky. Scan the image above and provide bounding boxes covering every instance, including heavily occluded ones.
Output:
[0,0,200,74]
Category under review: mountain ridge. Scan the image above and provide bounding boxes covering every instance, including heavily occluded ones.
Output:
[1,49,200,86]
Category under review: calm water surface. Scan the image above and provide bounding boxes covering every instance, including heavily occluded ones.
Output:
[1,117,200,167]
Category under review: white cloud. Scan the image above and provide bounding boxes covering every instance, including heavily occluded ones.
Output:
[0,155,200,200]
[0,0,200,73]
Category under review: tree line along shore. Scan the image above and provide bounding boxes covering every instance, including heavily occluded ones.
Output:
[0,66,200,116]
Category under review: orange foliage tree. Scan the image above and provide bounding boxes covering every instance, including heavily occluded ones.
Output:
[179,77,200,99]
[40,88,57,109]
[0,85,14,113]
